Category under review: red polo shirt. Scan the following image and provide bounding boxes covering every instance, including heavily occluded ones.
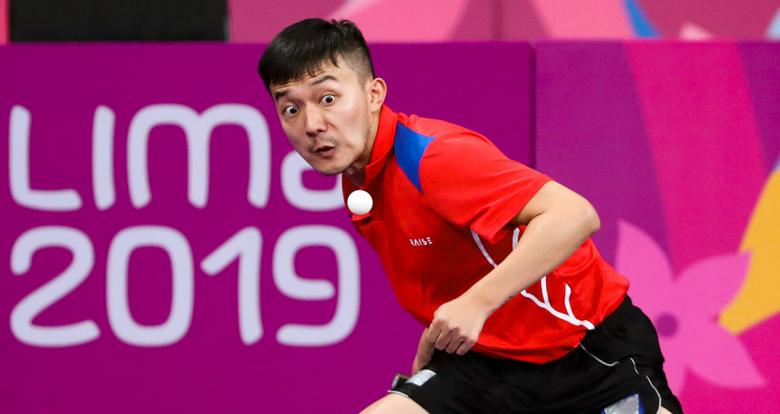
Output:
[342,105,629,363]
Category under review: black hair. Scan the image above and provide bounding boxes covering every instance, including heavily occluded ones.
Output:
[258,18,375,92]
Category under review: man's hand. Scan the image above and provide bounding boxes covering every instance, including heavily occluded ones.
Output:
[426,293,491,356]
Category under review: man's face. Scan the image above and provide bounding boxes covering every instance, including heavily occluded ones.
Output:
[270,58,378,176]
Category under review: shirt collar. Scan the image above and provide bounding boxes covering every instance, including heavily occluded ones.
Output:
[342,104,397,193]
[363,104,397,185]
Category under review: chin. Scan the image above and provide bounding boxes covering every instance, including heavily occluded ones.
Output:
[312,161,348,176]
[317,168,344,176]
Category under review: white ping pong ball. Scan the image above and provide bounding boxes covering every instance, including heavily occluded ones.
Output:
[347,190,373,215]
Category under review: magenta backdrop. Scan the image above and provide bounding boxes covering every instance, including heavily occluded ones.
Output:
[0,43,532,413]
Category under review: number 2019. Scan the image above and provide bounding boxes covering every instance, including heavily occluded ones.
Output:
[9,225,360,348]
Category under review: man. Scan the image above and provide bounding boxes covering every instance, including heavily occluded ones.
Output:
[258,18,683,414]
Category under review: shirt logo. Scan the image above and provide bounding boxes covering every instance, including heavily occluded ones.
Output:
[409,237,433,247]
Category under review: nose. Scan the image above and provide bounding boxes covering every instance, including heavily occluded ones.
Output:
[304,107,327,137]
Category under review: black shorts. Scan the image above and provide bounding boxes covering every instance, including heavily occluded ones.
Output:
[391,296,683,414]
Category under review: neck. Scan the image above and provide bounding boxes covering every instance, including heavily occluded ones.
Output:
[347,169,365,187]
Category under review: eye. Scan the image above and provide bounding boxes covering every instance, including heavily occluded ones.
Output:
[283,105,299,116]
[321,94,336,105]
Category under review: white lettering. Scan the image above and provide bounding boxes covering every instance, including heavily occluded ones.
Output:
[201,227,263,345]
[409,237,433,246]
[9,106,83,211]
[10,226,99,347]
[127,104,271,209]
[273,225,360,346]
[93,106,116,210]
[281,151,342,211]
[107,226,194,346]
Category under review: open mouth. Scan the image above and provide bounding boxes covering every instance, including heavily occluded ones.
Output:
[314,144,335,157]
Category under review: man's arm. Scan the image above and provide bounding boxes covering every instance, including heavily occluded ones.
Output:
[426,180,600,355]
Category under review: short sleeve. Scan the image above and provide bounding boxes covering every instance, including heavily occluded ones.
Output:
[419,135,551,243]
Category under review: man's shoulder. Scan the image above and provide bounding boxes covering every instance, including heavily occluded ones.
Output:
[398,112,476,141]
[395,113,495,158]
[391,114,502,192]
[393,115,481,163]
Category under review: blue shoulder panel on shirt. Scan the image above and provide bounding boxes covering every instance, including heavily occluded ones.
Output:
[394,122,435,192]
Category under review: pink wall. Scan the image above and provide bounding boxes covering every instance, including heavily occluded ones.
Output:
[1,0,8,44]
[228,0,780,42]
[536,41,780,412]
[4,0,778,43]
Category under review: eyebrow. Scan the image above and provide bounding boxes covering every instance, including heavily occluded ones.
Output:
[311,74,338,86]
[273,75,339,101]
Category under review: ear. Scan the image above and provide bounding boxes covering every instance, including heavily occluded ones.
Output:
[367,77,387,113]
